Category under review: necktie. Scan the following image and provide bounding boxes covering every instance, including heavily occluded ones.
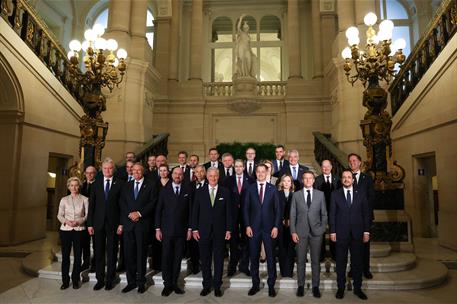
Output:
[292,167,297,180]
[259,183,264,204]
[210,188,215,207]
[134,181,140,200]
[192,170,196,181]
[306,189,311,208]
[212,162,216,168]
[226,168,230,176]
[237,176,242,194]
[248,163,253,176]
[353,173,358,186]
[347,189,352,205]
[175,186,180,196]
[326,175,331,185]
[104,179,110,201]
[181,166,185,173]
[279,160,283,171]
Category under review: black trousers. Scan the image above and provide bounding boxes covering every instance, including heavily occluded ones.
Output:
[199,236,225,290]
[238,226,250,272]
[187,238,200,272]
[363,240,371,273]
[320,232,336,260]
[81,232,95,269]
[335,237,363,290]
[249,232,277,288]
[124,228,149,286]
[278,226,295,277]
[228,223,240,272]
[161,236,185,288]
[60,230,83,284]
[94,226,119,284]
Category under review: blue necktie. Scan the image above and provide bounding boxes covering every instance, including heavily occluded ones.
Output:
[134,182,140,200]
[175,186,180,196]
[104,179,110,201]
[292,167,297,180]
[346,189,352,205]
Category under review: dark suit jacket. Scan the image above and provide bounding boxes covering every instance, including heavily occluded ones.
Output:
[278,164,309,189]
[192,184,232,240]
[203,161,224,176]
[155,183,192,238]
[272,159,289,177]
[120,178,156,232]
[314,174,341,211]
[81,181,95,198]
[243,182,282,235]
[115,165,128,181]
[329,187,370,241]
[354,172,375,222]
[243,161,258,179]
[219,167,234,185]
[224,174,254,228]
[87,177,124,231]
[278,190,293,222]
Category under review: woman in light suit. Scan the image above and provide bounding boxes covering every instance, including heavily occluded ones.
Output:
[57,176,88,290]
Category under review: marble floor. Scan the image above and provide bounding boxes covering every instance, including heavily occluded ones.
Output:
[0,234,456,303]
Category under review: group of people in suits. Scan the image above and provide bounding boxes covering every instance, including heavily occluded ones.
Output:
[56,146,374,300]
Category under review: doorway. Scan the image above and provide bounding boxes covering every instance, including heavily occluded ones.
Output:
[413,153,439,237]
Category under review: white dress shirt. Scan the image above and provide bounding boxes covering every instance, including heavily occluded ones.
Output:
[344,186,353,204]
[104,177,113,191]
[208,184,218,197]
[324,174,332,183]
[303,187,313,201]
[257,181,266,199]
[352,170,361,183]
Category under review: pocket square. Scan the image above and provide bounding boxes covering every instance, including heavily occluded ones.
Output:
[218,198,224,200]
[184,194,189,197]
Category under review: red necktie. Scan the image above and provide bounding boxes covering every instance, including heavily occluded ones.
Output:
[259,183,264,204]
[237,176,242,194]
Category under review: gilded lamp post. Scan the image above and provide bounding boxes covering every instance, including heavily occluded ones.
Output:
[67,24,127,171]
[341,12,406,207]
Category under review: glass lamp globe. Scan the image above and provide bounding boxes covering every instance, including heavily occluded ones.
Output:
[341,47,352,59]
[84,29,97,42]
[94,38,107,50]
[345,26,359,40]
[92,24,105,37]
[364,12,377,26]
[117,48,128,59]
[394,38,406,50]
[69,40,81,52]
[348,36,360,46]
[107,39,119,51]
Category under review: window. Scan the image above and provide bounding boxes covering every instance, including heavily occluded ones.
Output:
[209,14,283,82]
[379,0,412,57]
[94,8,108,30]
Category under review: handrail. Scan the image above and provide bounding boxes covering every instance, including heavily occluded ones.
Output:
[313,132,348,178]
[203,81,287,97]
[389,0,457,115]
[0,0,83,104]
[116,133,170,167]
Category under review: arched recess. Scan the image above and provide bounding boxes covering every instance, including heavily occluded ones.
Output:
[0,52,24,245]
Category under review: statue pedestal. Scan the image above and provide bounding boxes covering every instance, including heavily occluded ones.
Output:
[229,76,260,114]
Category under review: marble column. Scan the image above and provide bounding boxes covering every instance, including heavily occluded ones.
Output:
[311,0,323,78]
[287,0,302,79]
[129,0,149,61]
[107,0,131,49]
[168,0,181,81]
[189,0,203,80]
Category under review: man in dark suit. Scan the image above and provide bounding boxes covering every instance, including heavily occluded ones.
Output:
[220,152,234,185]
[272,145,289,177]
[349,153,375,279]
[184,154,199,185]
[155,167,192,296]
[203,148,224,176]
[314,159,341,260]
[81,165,96,271]
[120,163,156,294]
[192,167,232,297]
[146,154,168,182]
[330,169,370,300]
[87,159,124,291]
[244,147,258,178]
[115,152,136,181]
[175,151,190,182]
[144,155,156,180]
[244,164,282,297]
[278,149,309,190]
[225,159,254,276]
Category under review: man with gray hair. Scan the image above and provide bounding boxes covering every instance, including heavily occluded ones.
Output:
[81,165,97,271]
[278,149,309,190]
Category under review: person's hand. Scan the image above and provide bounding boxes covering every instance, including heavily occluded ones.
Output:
[330,233,336,242]
[193,231,200,241]
[292,233,299,243]
[246,226,253,238]
[156,229,162,241]
[116,225,123,235]
[128,212,140,222]
[186,230,192,241]
[271,227,278,239]
[284,219,290,227]
[225,231,231,240]
[87,227,94,235]
[363,233,370,243]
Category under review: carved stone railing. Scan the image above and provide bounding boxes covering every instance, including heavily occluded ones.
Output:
[116,133,169,167]
[0,0,82,104]
[203,81,287,97]
[389,0,457,115]
[313,132,348,178]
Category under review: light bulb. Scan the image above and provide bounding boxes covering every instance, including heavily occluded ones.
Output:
[341,47,352,59]
[67,50,75,60]
[378,29,392,41]
[371,35,380,44]
[69,40,81,52]
[113,58,119,67]
[84,29,96,42]
[348,36,360,46]
[106,39,118,51]
[345,26,359,40]
[379,19,394,32]
[81,40,90,52]
[394,38,406,50]
[364,12,377,26]
[117,48,127,59]
[94,38,107,50]
[92,23,105,37]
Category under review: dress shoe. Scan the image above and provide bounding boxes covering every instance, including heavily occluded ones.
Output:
[116,265,125,272]
[105,283,114,291]
[260,258,266,263]
[174,286,185,294]
[335,288,345,299]
[89,266,96,273]
[312,287,321,298]
[72,281,81,289]
[137,284,146,294]
[60,283,69,290]
[354,289,368,300]
[121,284,137,293]
[161,287,172,297]
[93,281,105,290]
[248,286,259,296]
[227,268,236,277]
[214,289,222,297]
[364,271,373,279]
[200,288,211,296]
[296,286,304,297]
[348,269,353,278]
[268,287,276,297]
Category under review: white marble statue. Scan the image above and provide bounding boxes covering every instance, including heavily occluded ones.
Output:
[234,14,257,78]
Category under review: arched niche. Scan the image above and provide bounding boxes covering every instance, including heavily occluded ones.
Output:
[212,16,233,43]
[260,15,281,41]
